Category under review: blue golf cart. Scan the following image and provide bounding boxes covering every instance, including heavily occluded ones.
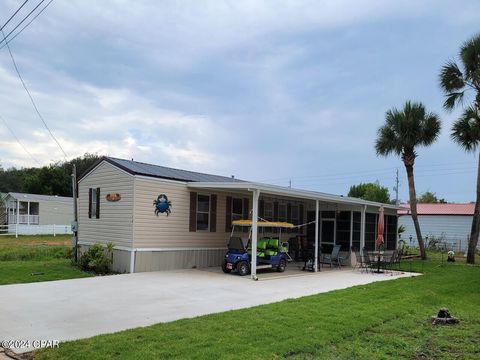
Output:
[221,220,293,276]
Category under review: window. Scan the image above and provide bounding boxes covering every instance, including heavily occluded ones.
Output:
[386,215,397,250]
[196,195,210,230]
[264,202,273,221]
[352,211,361,250]
[336,211,351,251]
[89,187,100,219]
[291,204,299,224]
[232,198,243,222]
[364,213,377,250]
[278,203,287,222]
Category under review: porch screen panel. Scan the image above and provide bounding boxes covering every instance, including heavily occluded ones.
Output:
[386,215,397,250]
[352,212,361,250]
[336,211,350,251]
[364,213,376,250]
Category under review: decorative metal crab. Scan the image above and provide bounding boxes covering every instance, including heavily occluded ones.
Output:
[153,194,172,216]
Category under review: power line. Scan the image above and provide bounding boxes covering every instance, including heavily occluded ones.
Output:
[0,0,54,51]
[0,0,29,32]
[0,114,41,165]
[0,0,45,47]
[1,27,68,160]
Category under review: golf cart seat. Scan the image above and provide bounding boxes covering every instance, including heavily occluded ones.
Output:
[265,238,280,256]
[247,238,269,258]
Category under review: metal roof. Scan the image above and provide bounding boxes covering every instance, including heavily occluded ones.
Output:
[398,203,475,216]
[102,157,245,183]
[6,192,72,203]
[187,181,400,210]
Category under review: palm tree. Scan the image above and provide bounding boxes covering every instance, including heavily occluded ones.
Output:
[440,34,480,264]
[375,101,441,260]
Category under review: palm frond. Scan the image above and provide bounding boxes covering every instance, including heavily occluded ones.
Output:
[460,34,480,85]
[420,112,442,146]
[451,106,480,152]
[439,61,465,96]
[443,91,464,110]
[375,101,441,159]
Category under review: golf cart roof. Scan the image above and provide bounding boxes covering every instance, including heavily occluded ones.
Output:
[232,219,295,228]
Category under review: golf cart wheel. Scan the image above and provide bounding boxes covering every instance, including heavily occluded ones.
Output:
[277,259,286,272]
[237,261,250,276]
[221,261,231,273]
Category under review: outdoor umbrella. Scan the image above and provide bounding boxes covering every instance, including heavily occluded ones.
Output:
[375,206,385,272]
[377,206,385,249]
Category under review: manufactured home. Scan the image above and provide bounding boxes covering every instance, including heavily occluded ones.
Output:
[78,157,399,276]
[398,203,475,252]
[2,192,73,235]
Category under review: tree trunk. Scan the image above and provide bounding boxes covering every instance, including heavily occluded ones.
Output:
[466,151,480,264]
[405,163,426,260]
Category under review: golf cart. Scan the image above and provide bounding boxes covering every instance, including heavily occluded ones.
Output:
[221,219,294,276]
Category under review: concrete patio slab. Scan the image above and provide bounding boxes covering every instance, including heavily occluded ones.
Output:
[0,268,419,353]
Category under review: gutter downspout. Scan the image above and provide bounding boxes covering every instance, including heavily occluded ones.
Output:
[130,249,136,273]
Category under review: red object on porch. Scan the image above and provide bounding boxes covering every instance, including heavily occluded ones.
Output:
[376,206,385,248]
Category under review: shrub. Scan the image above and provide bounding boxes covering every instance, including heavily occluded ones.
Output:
[78,243,113,274]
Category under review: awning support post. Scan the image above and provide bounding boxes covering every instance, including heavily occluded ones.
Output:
[251,189,260,280]
[360,205,366,250]
[314,199,319,272]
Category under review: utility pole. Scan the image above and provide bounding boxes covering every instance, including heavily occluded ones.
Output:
[71,164,78,262]
[394,168,399,205]
[289,179,291,188]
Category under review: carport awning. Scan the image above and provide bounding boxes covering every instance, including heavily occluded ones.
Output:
[187,181,399,210]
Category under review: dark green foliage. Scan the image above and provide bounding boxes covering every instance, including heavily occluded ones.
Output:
[348,182,392,203]
[22,165,71,196]
[0,153,100,196]
[418,191,447,203]
[78,244,113,275]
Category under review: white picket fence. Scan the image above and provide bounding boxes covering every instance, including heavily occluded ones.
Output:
[0,224,72,237]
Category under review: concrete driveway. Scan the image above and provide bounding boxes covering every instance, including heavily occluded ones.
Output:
[0,268,418,353]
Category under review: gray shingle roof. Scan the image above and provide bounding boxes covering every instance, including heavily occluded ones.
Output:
[7,192,72,203]
[105,157,246,183]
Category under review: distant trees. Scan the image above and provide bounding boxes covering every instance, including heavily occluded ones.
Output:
[375,101,441,260]
[440,33,480,264]
[0,153,100,197]
[348,182,392,204]
[417,191,446,204]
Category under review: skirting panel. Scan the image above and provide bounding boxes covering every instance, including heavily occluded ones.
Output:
[134,248,226,272]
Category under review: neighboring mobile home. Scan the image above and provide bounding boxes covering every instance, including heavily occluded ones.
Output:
[2,192,73,235]
[398,203,474,252]
[78,157,399,276]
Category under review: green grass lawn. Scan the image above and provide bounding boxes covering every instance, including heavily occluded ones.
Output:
[0,235,92,285]
[36,255,480,360]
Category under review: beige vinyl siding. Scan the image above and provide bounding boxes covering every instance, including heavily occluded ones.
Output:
[133,177,234,248]
[38,200,73,225]
[78,161,134,247]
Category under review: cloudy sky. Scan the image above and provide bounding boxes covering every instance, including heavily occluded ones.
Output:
[0,0,479,202]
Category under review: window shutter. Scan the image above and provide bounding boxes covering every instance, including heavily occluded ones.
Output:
[189,192,197,232]
[88,188,92,219]
[242,198,249,233]
[259,199,264,220]
[210,194,217,232]
[225,196,232,232]
[96,188,100,219]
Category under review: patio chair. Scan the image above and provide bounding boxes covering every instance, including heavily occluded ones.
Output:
[322,244,342,268]
[362,248,374,273]
[352,247,366,273]
[381,250,397,274]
